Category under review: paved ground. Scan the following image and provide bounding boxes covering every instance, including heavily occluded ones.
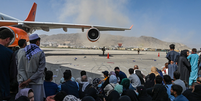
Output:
[43,48,168,84]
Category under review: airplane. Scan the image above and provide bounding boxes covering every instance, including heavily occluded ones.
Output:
[0,2,132,47]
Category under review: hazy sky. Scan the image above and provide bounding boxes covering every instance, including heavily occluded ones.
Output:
[0,0,201,48]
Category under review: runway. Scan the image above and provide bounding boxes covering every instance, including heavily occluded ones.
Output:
[43,48,168,84]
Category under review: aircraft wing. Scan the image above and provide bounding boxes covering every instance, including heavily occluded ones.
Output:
[0,20,132,32]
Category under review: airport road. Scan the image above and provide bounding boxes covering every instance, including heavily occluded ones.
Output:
[43,48,168,84]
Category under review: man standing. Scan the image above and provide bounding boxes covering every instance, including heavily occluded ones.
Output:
[17,34,46,101]
[166,44,180,64]
[188,48,199,86]
[10,39,27,83]
[0,29,14,100]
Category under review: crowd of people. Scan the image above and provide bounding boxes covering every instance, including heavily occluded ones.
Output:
[0,29,201,101]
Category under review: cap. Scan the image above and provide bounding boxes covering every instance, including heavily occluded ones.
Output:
[29,34,40,41]
[102,71,108,76]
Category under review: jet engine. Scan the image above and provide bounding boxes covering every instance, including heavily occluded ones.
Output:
[0,26,29,47]
[87,28,100,42]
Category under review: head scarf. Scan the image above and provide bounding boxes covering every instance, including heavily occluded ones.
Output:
[15,88,32,100]
[180,50,189,58]
[118,95,131,101]
[137,86,152,101]
[114,84,123,94]
[144,73,155,88]
[120,78,130,89]
[62,95,81,101]
[109,71,116,76]
[24,44,42,60]
[124,90,139,101]
[107,90,120,101]
[92,78,101,88]
[152,84,169,101]
[150,66,159,76]
[109,75,117,84]
[82,96,95,101]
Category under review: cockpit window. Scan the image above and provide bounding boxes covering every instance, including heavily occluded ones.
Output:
[1,16,5,20]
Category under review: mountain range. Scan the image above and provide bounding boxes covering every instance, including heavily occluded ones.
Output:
[39,33,189,50]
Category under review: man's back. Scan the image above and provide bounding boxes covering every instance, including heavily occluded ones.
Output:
[166,51,180,63]
[61,80,79,98]
[0,44,13,98]
[44,81,58,97]
[17,48,45,84]
[173,79,186,93]
[129,74,141,88]
[188,54,199,68]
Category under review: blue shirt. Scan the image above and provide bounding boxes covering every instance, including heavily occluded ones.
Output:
[165,84,175,101]
[174,94,188,101]
[168,63,178,79]
[44,81,58,97]
[166,51,180,62]
[0,45,13,98]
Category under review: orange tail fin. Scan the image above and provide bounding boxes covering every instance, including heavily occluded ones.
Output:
[25,2,37,21]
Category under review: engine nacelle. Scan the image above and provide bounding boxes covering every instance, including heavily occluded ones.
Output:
[0,26,29,47]
[87,28,100,42]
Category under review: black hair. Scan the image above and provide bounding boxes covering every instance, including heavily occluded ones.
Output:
[28,89,33,94]
[128,68,134,74]
[171,84,183,95]
[54,91,67,101]
[63,70,72,80]
[115,71,119,77]
[15,96,29,101]
[155,75,163,84]
[174,71,180,79]
[192,48,197,53]
[0,28,14,39]
[114,67,119,70]
[29,38,40,44]
[163,75,172,84]
[18,39,26,47]
[45,70,53,81]
[80,70,86,76]
[169,44,175,49]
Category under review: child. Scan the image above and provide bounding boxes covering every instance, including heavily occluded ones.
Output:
[162,63,169,75]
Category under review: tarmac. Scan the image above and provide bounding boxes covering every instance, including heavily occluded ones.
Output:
[43,48,168,84]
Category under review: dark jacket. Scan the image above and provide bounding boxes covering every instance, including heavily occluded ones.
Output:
[177,50,191,84]
[0,45,13,99]
[61,80,79,98]
[119,71,127,83]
